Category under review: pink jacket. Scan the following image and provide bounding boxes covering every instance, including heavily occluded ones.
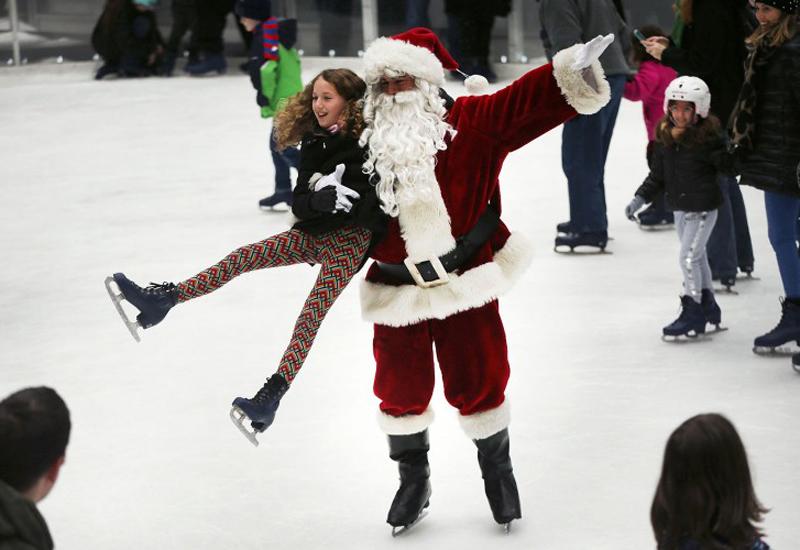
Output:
[624,60,677,141]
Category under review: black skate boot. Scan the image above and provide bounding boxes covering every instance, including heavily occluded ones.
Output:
[637,207,674,230]
[229,374,289,446]
[387,430,432,536]
[662,295,707,341]
[701,289,725,332]
[753,298,800,354]
[554,231,608,254]
[185,53,226,76]
[258,189,293,209]
[715,274,737,294]
[792,352,800,374]
[105,273,178,342]
[556,220,572,234]
[474,428,521,532]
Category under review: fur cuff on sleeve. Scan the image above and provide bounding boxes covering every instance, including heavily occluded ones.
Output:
[552,44,611,115]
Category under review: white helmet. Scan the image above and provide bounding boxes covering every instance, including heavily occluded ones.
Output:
[663,76,711,119]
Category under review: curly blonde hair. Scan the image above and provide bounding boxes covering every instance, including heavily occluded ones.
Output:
[274,68,367,150]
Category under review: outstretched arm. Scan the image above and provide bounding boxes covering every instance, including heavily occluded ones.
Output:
[453,37,614,152]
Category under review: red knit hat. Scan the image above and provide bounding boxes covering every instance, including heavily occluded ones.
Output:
[364,27,488,93]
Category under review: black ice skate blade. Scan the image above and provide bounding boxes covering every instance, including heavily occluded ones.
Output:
[661,332,709,343]
[104,276,142,342]
[391,508,429,537]
[713,286,739,295]
[637,222,674,231]
[752,345,798,357]
[553,245,611,255]
[229,406,263,447]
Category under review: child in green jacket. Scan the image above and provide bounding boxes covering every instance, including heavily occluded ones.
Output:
[237,0,303,209]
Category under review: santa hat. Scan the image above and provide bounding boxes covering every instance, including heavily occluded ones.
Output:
[363,27,489,94]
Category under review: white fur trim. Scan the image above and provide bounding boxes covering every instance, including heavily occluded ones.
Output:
[459,401,510,440]
[397,194,456,262]
[364,37,444,86]
[361,232,534,327]
[377,407,435,435]
[464,74,489,95]
[552,44,611,115]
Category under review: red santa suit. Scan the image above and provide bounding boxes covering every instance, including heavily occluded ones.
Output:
[359,29,611,440]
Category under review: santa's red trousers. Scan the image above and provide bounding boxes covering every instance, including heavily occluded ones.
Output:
[373,300,509,417]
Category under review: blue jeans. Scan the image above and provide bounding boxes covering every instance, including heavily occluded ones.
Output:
[405,0,430,29]
[707,176,754,279]
[270,130,300,193]
[561,74,626,234]
[765,191,800,298]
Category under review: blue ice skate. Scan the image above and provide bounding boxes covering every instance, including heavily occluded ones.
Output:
[229,375,289,446]
[753,298,800,354]
[662,296,706,341]
[258,189,293,210]
[104,273,177,342]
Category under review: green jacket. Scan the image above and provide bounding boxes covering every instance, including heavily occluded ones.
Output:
[0,481,53,550]
[260,44,303,119]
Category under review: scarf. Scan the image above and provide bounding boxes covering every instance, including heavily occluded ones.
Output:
[728,42,778,153]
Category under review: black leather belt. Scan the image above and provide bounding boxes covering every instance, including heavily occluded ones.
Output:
[376,207,501,288]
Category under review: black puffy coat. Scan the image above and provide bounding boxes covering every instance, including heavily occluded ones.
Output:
[292,130,387,245]
[661,0,754,124]
[738,34,800,197]
[635,135,726,212]
[91,0,164,69]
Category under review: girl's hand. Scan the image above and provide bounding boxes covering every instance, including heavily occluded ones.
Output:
[643,36,669,60]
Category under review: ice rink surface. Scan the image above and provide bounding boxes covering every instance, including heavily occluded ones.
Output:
[1,59,798,549]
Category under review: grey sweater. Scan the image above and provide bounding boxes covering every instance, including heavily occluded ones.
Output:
[539,0,630,76]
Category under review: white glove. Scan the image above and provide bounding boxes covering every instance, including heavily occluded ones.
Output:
[625,195,646,221]
[571,34,615,71]
[316,163,361,213]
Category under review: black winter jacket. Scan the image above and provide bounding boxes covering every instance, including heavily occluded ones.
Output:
[292,130,387,244]
[661,0,753,124]
[91,0,164,68]
[0,480,53,550]
[738,34,800,197]
[635,135,726,212]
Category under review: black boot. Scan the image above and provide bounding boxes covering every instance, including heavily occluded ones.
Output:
[701,288,721,327]
[474,428,521,526]
[111,273,178,329]
[663,295,706,338]
[753,297,800,351]
[386,430,431,531]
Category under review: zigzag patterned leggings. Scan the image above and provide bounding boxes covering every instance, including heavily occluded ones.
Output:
[176,225,372,384]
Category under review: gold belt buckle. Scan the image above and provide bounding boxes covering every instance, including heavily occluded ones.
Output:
[403,256,450,288]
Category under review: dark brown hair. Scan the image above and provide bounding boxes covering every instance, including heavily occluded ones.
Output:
[630,25,668,64]
[274,68,366,150]
[655,102,723,147]
[651,414,768,550]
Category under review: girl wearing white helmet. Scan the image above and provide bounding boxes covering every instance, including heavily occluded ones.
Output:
[625,75,729,340]
[730,0,800,365]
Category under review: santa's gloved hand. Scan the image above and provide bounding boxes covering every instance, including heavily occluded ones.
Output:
[315,163,360,212]
[572,34,615,71]
[625,195,646,221]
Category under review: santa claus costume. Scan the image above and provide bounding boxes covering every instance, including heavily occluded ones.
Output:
[357,27,613,532]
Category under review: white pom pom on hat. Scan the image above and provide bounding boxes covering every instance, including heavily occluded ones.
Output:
[363,27,490,94]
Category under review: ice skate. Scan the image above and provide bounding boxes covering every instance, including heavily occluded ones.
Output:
[104,273,178,342]
[185,53,226,76]
[662,296,707,342]
[554,231,610,254]
[258,189,293,210]
[701,289,727,333]
[229,374,289,446]
[386,430,432,537]
[792,352,800,374]
[636,207,674,231]
[752,298,800,355]
[474,428,521,532]
[555,220,572,234]
[713,275,738,295]
[737,266,759,281]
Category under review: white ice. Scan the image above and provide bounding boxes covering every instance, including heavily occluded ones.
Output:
[1,59,798,550]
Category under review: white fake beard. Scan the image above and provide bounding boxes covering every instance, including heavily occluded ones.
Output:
[360,82,455,218]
